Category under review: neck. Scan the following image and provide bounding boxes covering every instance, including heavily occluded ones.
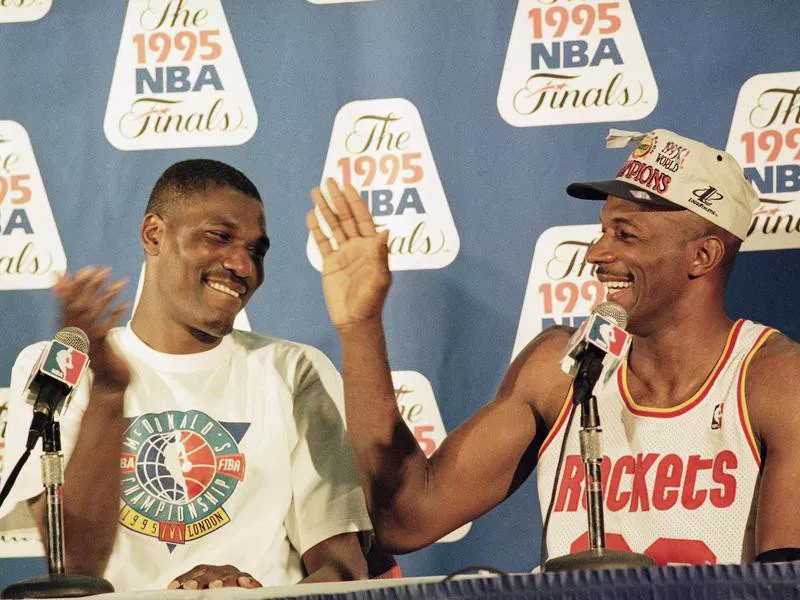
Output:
[131,301,223,355]
[626,304,734,408]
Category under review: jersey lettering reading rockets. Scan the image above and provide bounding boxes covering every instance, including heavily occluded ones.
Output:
[119,410,249,549]
[538,320,773,565]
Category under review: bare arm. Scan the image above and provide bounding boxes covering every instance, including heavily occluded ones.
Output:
[307,180,571,552]
[28,267,130,576]
[301,532,368,583]
[746,333,800,554]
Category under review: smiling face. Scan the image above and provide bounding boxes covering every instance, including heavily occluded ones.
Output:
[586,195,707,334]
[140,184,269,350]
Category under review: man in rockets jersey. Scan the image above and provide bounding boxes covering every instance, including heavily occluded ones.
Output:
[306,128,800,565]
[1,159,374,591]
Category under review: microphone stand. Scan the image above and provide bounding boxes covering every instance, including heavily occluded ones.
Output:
[2,422,114,598]
[543,389,655,572]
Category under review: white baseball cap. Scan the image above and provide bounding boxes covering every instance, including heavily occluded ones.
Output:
[567,128,761,240]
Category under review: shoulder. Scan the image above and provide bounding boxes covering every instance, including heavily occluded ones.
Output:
[498,325,574,427]
[229,330,335,365]
[744,330,800,441]
[229,329,340,389]
[746,330,800,392]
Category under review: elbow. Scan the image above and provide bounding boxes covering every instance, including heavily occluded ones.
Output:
[372,518,439,555]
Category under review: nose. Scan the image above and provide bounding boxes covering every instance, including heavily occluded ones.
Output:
[586,231,614,265]
[222,245,256,282]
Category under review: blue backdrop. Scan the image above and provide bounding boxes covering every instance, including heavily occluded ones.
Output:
[1,0,799,588]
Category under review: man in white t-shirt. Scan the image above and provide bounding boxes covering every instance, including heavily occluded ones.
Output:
[1,159,373,591]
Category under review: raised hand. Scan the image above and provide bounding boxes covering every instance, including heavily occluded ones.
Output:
[307,179,391,330]
[52,266,131,392]
[167,564,262,590]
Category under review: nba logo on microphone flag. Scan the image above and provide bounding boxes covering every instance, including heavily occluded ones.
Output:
[41,342,89,387]
[587,314,629,357]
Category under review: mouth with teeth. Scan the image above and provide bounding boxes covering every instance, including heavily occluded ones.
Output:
[602,279,633,301]
[205,280,243,301]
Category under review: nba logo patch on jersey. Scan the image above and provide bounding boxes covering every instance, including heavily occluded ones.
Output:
[711,403,724,430]
[118,410,249,550]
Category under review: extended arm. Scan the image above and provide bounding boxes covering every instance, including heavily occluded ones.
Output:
[307,180,571,552]
[29,267,130,576]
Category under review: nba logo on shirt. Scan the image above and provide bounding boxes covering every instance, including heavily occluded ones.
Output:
[41,341,89,386]
[586,315,629,358]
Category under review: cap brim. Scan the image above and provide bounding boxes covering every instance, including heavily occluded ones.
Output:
[566,179,678,209]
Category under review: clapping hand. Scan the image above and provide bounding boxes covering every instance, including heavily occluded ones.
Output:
[53,266,131,392]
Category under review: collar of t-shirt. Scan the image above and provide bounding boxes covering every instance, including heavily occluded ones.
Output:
[119,322,234,374]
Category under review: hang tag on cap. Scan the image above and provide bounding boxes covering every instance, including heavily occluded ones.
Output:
[605,129,646,149]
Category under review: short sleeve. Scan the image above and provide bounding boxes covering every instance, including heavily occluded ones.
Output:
[0,342,90,519]
[282,345,372,556]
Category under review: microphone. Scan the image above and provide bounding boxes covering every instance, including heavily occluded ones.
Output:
[560,301,630,405]
[545,301,655,571]
[25,327,90,450]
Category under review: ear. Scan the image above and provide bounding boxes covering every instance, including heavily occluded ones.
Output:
[687,235,725,279]
[141,213,165,256]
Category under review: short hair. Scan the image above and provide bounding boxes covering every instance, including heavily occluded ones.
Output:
[145,159,262,216]
[682,215,742,280]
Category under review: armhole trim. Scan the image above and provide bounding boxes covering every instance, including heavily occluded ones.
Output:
[737,327,777,468]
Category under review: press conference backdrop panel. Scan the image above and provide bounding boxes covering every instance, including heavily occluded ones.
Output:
[1,0,799,586]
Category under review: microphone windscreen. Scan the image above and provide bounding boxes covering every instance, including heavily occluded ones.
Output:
[55,326,90,354]
[593,301,627,329]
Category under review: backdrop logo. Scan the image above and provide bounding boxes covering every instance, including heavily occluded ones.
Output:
[0,121,66,290]
[512,224,605,361]
[726,71,800,251]
[497,0,658,127]
[0,0,51,23]
[119,410,249,550]
[392,370,471,543]
[307,98,459,271]
[104,0,257,150]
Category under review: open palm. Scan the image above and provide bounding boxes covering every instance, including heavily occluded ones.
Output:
[307,180,391,329]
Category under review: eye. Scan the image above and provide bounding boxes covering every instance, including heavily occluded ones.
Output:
[207,230,231,242]
[615,229,636,241]
[249,246,267,261]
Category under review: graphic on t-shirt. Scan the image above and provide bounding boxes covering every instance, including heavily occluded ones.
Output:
[119,410,249,550]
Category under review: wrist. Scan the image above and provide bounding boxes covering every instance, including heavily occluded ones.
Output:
[336,317,385,340]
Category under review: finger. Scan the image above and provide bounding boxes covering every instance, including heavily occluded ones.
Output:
[56,267,95,306]
[167,565,208,590]
[306,210,334,256]
[310,186,347,246]
[72,279,128,330]
[209,572,241,588]
[237,573,262,588]
[63,267,111,318]
[326,178,359,239]
[343,183,377,236]
[96,301,131,337]
[51,272,72,298]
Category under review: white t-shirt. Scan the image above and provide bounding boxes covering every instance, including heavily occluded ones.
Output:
[1,325,372,591]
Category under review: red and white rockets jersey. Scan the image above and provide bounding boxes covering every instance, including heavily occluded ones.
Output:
[537,319,775,566]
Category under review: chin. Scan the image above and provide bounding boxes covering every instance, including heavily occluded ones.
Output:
[192,315,235,342]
